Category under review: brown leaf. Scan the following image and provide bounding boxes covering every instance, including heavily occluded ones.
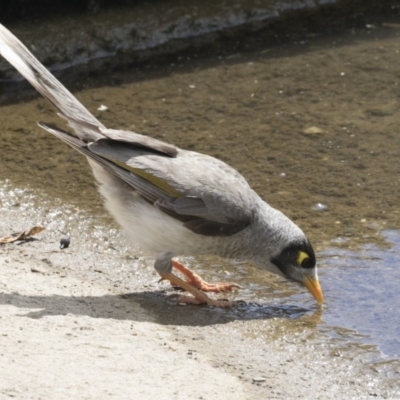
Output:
[26,226,45,237]
[0,226,45,244]
[0,231,25,244]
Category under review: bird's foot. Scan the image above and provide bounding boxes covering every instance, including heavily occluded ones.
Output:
[159,271,236,308]
[172,259,239,293]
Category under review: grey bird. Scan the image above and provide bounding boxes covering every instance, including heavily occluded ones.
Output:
[0,24,323,307]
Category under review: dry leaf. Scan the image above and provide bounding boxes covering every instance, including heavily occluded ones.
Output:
[26,226,45,237]
[0,226,45,244]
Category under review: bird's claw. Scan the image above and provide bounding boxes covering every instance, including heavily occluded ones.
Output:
[171,259,239,293]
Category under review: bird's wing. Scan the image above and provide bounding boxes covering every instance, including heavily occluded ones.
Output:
[91,131,255,235]
[40,123,254,237]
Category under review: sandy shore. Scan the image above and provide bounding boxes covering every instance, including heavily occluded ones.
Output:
[0,248,246,399]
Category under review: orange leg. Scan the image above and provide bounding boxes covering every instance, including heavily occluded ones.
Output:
[158,271,235,307]
[172,259,240,293]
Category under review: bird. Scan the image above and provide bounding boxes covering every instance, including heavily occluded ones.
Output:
[0,24,323,307]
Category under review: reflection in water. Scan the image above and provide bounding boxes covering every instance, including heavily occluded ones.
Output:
[319,230,400,358]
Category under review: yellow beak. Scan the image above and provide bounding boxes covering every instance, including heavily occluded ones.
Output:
[303,275,324,304]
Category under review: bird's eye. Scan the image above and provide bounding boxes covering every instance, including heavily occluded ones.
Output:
[297,250,313,269]
[301,257,313,269]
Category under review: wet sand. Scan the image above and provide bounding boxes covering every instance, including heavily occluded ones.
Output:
[1,6,400,399]
[1,191,398,399]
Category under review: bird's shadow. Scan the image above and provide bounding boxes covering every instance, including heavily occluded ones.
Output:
[1,289,321,327]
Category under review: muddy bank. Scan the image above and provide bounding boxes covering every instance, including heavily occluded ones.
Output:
[2,18,400,247]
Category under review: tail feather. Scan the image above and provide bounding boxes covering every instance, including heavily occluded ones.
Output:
[37,121,136,188]
[0,24,104,142]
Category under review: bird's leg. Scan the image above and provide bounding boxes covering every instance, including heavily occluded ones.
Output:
[159,272,235,307]
[154,255,235,307]
[172,259,239,293]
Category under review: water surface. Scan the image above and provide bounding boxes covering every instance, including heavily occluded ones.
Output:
[320,230,400,358]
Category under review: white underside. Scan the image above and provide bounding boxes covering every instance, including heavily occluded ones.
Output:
[88,160,221,257]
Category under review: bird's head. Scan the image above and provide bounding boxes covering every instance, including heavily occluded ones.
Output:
[270,239,323,304]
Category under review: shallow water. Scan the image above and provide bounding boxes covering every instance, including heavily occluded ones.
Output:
[1,6,400,389]
[320,230,400,358]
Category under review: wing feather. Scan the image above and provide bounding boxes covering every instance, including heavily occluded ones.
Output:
[39,122,253,237]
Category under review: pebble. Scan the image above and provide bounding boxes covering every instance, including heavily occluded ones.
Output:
[312,203,328,211]
[303,126,324,135]
[31,266,47,274]
[60,236,71,249]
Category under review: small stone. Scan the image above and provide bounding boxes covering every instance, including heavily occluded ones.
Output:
[60,236,70,249]
[31,266,47,274]
[252,377,266,383]
[312,203,328,211]
[303,126,324,135]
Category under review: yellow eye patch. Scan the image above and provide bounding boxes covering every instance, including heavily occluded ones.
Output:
[297,250,309,266]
